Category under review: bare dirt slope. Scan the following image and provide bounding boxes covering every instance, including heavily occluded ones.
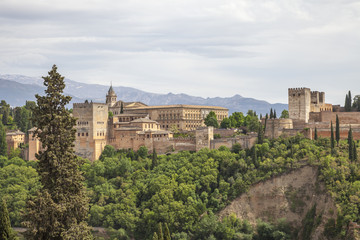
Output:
[219,165,337,239]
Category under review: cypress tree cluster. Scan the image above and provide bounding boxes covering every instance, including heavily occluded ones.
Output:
[23,65,92,239]
[153,222,171,240]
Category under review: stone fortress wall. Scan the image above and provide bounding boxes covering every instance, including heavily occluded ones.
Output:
[266,87,360,140]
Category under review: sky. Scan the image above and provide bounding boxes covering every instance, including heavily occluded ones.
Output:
[0,0,359,104]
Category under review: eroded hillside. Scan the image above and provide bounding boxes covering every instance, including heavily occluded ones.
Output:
[219,165,339,239]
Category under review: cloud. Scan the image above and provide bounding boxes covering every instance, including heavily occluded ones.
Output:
[0,0,359,104]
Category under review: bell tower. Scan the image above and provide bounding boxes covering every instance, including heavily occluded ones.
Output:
[106,84,117,107]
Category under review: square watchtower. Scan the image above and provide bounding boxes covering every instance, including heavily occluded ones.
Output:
[288,88,311,122]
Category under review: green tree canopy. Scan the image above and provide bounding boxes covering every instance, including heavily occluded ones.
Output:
[220,117,231,129]
[204,111,219,128]
[280,110,289,118]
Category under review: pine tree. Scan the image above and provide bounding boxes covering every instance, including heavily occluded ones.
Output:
[158,222,164,240]
[273,110,277,119]
[164,223,171,240]
[331,121,335,150]
[23,65,92,240]
[0,123,7,157]
[314,127,318,140]
[335,115,340,146]
[270,108,273,119]
[0,198,16,240]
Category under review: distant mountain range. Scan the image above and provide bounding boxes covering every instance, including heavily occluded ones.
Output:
[0,74,287,115]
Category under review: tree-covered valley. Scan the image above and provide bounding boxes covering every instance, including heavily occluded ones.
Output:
[1,134,359,239]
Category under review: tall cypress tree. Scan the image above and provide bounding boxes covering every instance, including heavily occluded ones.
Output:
[23,65,92,239]
[270,108,273,119]
[348,91,352,111]
[314,127,318,140]
[158,223,164,240]
[330,121,335,150]
[0,123,7,157]
[348,127,353,161]
[257,125,264,144]
[345,91,352,112]
[120,102,124,114]
[1,107,9,125]
[153,232,159,240]
[353,141,357,162]
[335,115,340,146]
[0,198,16,240]
[164,223,171,240]
[273,110,277,119]
[151,148,158,169]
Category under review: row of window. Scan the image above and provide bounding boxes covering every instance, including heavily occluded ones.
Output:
[78,121,89,125]
[78,132,89,137]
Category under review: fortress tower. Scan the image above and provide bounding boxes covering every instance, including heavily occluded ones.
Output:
[106,84,117,107]
[73,101,108,161]
[288,88,311,122]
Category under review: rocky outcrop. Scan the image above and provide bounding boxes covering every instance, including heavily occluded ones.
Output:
[219,165,337,239]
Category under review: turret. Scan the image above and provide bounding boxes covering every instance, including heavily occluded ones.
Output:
[106,84,117,107]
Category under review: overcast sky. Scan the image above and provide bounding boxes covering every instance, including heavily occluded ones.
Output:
[1,0,359,104]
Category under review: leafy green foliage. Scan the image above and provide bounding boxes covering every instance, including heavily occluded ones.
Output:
[0,128,359,239]
[204,111,219,128]
[222,110,260,132]
[220,118,231,129]
[280,110,289,119]
[0,156,39,227]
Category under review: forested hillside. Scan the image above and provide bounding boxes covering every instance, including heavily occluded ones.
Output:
[0,135,359,239]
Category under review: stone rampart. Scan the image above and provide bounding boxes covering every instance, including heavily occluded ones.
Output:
[214,129,237,137]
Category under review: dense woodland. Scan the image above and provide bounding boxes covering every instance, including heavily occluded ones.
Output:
[0,90,360,239]
[0,133,359,239]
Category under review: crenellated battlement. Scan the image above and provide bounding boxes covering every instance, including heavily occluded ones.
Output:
[288,87,310,95]
[73,102,92,108]
[73,102,107,109]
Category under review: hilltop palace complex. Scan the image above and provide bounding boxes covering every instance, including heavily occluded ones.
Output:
[5,87,360,161]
